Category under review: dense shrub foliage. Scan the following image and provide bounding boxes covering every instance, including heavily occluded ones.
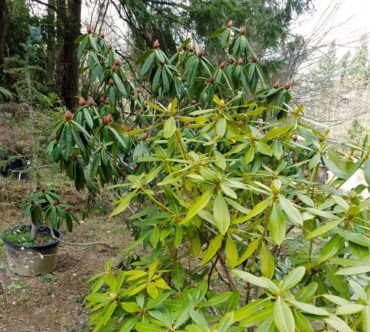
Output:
[49,24,370,331]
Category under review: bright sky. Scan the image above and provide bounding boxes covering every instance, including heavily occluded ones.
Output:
[296,0,370,56]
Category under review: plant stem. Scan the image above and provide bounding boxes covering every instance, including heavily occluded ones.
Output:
[217,251,236,291]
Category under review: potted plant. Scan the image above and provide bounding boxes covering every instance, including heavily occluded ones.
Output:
[1,185,77,276]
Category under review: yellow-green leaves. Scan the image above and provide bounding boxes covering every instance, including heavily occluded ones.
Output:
[225,236,239,269]
[213,193,230,234]
[163,117,177,138]
[273,298,295,332]
[234,198,271,224]
[281,267,305,290]
[260,243,275,279]
[180,190,213,225]
[269,204,285,245]
[110,191,137,217]
[278,196,303,226]
[200,234,223,265]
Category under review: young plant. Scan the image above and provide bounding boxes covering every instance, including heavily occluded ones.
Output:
[21,185,77,241]
[50,25,370,331]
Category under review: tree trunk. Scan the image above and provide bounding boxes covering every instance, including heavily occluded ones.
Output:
[56,0,81,109]
[0,0,9,67]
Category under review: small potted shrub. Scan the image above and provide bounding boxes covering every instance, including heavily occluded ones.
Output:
[1,185,77,276]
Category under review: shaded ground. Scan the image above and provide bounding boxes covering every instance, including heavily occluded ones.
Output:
[0,203,130,332]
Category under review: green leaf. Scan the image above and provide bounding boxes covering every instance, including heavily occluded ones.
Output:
[180,190,213,225]
[235,198,271,224]
[282,267,305,290]
[232,270,277,292]
[263,124,293,142]
[136,323,164,332]
[323,156,348,179]
[305,218,343,239]
[269,204,285,245]
[260,243,274,279]
[364,158,370,186]
[255,141,272,156]
[200,234,223,265]
[273,298,295,332]
[110,191,137,217]
[163,117,177,138]
[113,73,127,96]
[233,298,269,322]
[279,196,303,226]
[288,300,329,316]
[121,302,140,313]
[225,235,238,269]
[217,312,234,332]
[213,193,230,235]
[244,146,255,164]
[216,117,227,138]
[294,311,313,332]
[324,316,353,332]
[336,304,364,315]
[173,262,185,290]
[335,264,370,275]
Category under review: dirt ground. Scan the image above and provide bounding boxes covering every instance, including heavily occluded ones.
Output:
[0,198,131,332]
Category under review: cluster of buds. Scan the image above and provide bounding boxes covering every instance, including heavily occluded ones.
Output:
[103,114,113,125]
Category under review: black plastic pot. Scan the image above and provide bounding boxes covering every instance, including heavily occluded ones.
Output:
[1,225,62,276]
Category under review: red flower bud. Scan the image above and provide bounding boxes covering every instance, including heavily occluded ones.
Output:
[54,132,59,141]
[191,99,197,105]
[239,26,246,35]
[108,78,114,86]
[64,110,72,121]
[87,25,92,34]
[292,155,298,163]
[105,97,109,105]
[208,76,215,83]
[87,97,94,107]
[197,49,204,57]
[103,114,113,125]
[108,43,112,50]
[220,61,227,69]
[250,56,259,63]
[78,97,85,106]
[237,58,244,65]
[292,133,298,141]
[100,32,105,39]
[273,80,280,89]
[111,65,117,72]
[303,169,311,177]
[227,20,233,28]
[284,79,291,90]
[153,39,160,49]
[39,184,46,193]
[141,132,149,141]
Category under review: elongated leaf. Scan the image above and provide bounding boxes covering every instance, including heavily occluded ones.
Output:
[200,234,223,265]
[273,298,295,332]
[232,270,277,291]
[180,190,213,225]
[225,236,238,269]
[110,191,137,217]
[213,193,230,234]
[269,204,285,245]
[324,316,353,332]
[260,243,274,279]
[163,117,177,138]
[305,218,343,240]
[289,300,329,316]
[235,198,271,224]
[282,267,305,290]
[279,196,303,226]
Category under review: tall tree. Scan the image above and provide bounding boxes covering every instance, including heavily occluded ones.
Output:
[0,0,9,67]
